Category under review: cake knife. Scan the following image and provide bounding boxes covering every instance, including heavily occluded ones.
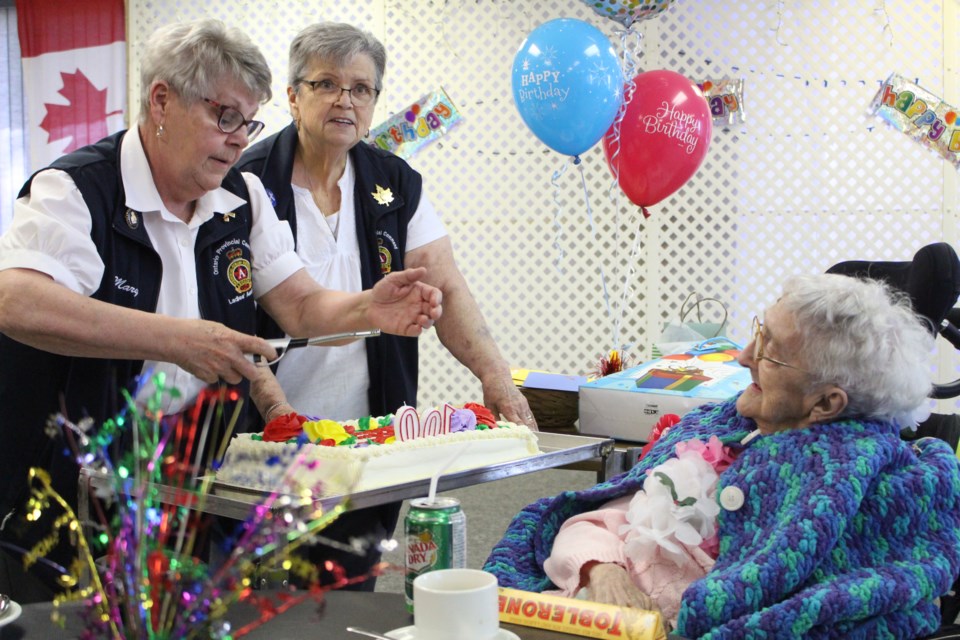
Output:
[247,329,381,365]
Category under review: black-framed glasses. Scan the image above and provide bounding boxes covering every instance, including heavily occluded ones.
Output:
[299,78,380,106]
[750,316,809,372]
[202,98,265,141]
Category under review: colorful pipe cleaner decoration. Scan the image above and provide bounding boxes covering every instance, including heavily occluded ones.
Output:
[9,374,382,639]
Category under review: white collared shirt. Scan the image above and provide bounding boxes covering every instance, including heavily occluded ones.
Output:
[0,128,303,413]
[273,154,445,420]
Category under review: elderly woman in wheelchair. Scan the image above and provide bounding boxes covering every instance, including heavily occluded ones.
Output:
[486,273,960,639]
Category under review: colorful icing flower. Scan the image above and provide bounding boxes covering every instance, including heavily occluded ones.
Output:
[262,412,307,443]
[450,409,478,432]
[464,402,497,428]
[304,419,351,445]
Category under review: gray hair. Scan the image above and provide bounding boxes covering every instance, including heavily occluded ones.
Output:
[778,273,934,423]
[138,18,272,124]
[288,22,387,92]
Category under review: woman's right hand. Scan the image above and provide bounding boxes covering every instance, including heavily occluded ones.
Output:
[172,319,277,384]
[584,562,656,611]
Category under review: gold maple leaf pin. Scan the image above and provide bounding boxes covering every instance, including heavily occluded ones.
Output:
[372,184,394,206]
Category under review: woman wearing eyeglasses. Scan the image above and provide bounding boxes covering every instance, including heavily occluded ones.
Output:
[0,18,441,601]
[486,274,960,638]
[238,22,534,590]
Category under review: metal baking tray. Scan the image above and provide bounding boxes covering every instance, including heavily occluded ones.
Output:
[79,432,615,521]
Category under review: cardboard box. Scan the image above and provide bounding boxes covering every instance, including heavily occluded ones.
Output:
[578,341,751,443]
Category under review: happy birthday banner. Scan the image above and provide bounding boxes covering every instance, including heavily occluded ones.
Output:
[369,87,464,159]
[697,78,745,126]
[870,72,960,168]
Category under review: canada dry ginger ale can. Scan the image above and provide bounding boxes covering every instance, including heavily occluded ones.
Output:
[404,496,466,612]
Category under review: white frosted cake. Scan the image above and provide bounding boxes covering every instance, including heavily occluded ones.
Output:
[215,403,540,496]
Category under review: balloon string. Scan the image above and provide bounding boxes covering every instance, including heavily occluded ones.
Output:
[616,27,643,95]
[613,216,645,349]
[577,159,612,320]
[603,29,643,351]
[550,160,569,274]
[605,29,642,206]
[577,157,596,238]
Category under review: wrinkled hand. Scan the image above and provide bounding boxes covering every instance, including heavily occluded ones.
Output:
[370,268,443,336]
[172,319,277,384]
[585,563,655,611]
[483,377,538,430]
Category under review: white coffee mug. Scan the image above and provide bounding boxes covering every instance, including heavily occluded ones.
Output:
[413,568,499,640]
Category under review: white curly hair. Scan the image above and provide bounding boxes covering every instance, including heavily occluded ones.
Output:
[778,273,934,424]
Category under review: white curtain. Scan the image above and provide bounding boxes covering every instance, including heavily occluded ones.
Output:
[0,4,28,234]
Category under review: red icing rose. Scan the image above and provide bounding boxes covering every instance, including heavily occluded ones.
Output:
[263,412,307,442]
[464,402,497,428]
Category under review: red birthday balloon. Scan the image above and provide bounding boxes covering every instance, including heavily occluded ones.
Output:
[603,70,712,210]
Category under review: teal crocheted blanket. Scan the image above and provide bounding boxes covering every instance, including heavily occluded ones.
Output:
[484,398,960,639]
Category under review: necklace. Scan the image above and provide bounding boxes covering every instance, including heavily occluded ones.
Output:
[301,164,341,240]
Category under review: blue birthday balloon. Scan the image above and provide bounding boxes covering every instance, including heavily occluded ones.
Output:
[512,18,624,157]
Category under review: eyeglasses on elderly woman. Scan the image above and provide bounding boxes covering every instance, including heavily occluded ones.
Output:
[749,316,810,373]
[202,98,266,141]
[298,78,380,107]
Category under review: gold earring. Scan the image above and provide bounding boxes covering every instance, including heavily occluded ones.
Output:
[156,123,164,138]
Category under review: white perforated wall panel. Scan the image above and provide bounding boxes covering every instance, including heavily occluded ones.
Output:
[128,1,960,413]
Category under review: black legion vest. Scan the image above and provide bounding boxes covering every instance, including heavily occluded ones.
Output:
[0,130,256,516]
[239,124,423,418]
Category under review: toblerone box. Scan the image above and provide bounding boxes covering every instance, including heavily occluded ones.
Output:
[498,587,667,640]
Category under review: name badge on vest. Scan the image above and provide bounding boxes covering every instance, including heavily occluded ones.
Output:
[377,232,399,275]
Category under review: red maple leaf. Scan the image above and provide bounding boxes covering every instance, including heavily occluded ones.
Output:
[40,69,123,153]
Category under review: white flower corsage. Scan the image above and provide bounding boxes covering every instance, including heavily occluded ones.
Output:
[620,437,730,567]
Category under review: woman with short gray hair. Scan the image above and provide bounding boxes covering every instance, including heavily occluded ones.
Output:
[0,17,441,602]
[239,20,534,591]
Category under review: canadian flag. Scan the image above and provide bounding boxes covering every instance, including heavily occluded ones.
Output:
[17,0,126,171]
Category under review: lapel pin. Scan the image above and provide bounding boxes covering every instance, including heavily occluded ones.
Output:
[125,208,139,229]
[371,184,394,206]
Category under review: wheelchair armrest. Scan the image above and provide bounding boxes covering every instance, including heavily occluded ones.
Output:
[932,381,960,400]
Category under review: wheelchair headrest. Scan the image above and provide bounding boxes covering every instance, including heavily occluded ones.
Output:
[826,242,960,331]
